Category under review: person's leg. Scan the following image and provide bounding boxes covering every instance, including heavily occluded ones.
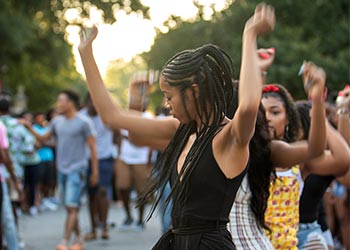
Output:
[58,168,86,250]
[23,165,31,213]
[67,168,86,249]
[40,162,50,200]
[334,192,349,250]
[26,164,39,215]
[1,181,19,250]
[323,191,336,236]
[56,172,69,250]
[64,206,78,242]
[116,160,133,226]
[37,162,45,210]
[85,165,98,241]
[133,164,151,229]
[96,158,114,239]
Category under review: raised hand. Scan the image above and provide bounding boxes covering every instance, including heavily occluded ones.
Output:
[78,26,98,52]
[244,3,275,37]
[337,85,350,111]
[299,61,326,100]
[258,47,275,72]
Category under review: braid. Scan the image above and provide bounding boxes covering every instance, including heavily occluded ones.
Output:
[229,82,275,231]
[138,44,234,221]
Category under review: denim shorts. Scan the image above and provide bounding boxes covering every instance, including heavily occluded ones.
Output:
[332,181,347,198]
[58,168,87,208]
[297,221,328,249]
[88,157,114,195]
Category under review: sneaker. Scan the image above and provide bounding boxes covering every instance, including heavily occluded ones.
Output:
[16,207,23,217]
[118,217,134,231]
[39,203,49,212]
[29,206,38,216]
[19,239,26,250]
[43,199,58,211]
[49,197,60,205]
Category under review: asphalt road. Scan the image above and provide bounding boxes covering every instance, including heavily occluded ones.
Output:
[19,202,162,250]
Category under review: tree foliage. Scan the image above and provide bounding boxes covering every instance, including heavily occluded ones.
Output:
[0,0,148,112]
[142,0,350,105]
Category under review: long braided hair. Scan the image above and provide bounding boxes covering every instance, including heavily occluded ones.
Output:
[229,82,274,231]
[138,44,234,219]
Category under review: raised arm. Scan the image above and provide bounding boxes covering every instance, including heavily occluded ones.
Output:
[78,27,179,142]
[258,47,275,85]
[214,4,275,178]
[336,92,350,186]
[271,62,327,168]
[337,87,350,145]
[229,3,275,146]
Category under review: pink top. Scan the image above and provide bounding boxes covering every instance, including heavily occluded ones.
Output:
[0,121,9,182]
[0,121,9,149]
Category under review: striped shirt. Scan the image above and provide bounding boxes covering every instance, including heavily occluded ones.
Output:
[229,175,273,249]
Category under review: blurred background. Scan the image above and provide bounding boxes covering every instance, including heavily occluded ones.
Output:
[0,0,349,114]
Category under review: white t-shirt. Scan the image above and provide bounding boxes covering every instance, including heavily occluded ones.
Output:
[119,112,152,165]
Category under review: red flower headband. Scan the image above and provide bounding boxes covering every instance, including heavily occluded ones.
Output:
[263,84,280,93]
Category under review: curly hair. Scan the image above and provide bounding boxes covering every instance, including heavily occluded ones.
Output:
[262,84,302,143]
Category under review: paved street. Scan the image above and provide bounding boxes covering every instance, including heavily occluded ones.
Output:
[18,202,162,250]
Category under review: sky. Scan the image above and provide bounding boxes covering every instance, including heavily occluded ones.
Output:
[65,0,229,77]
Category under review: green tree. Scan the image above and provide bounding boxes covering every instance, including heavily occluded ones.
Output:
[105,56,147,108]
[142,0,349,102]
[0,0,149,112]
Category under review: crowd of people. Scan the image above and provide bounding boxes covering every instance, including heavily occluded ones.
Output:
[0,2,349,250]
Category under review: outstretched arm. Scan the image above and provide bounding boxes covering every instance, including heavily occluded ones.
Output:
[78,28,179,142]
[20,119,52,144]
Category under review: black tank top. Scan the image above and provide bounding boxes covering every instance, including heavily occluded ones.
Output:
[299,174,334,223]
[171,135,247,226]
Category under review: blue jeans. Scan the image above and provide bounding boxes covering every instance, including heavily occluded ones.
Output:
[2,181,18,250]
[297,221,327,249]
[58,168,87,208]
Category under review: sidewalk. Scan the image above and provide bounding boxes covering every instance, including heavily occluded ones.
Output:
[18,202,162,250]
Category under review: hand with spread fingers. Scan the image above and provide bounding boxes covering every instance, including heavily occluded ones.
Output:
[244,3,275,37]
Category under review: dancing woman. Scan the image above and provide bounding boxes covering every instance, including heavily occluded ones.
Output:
[78,3,275,250]
[229,62,329,249]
